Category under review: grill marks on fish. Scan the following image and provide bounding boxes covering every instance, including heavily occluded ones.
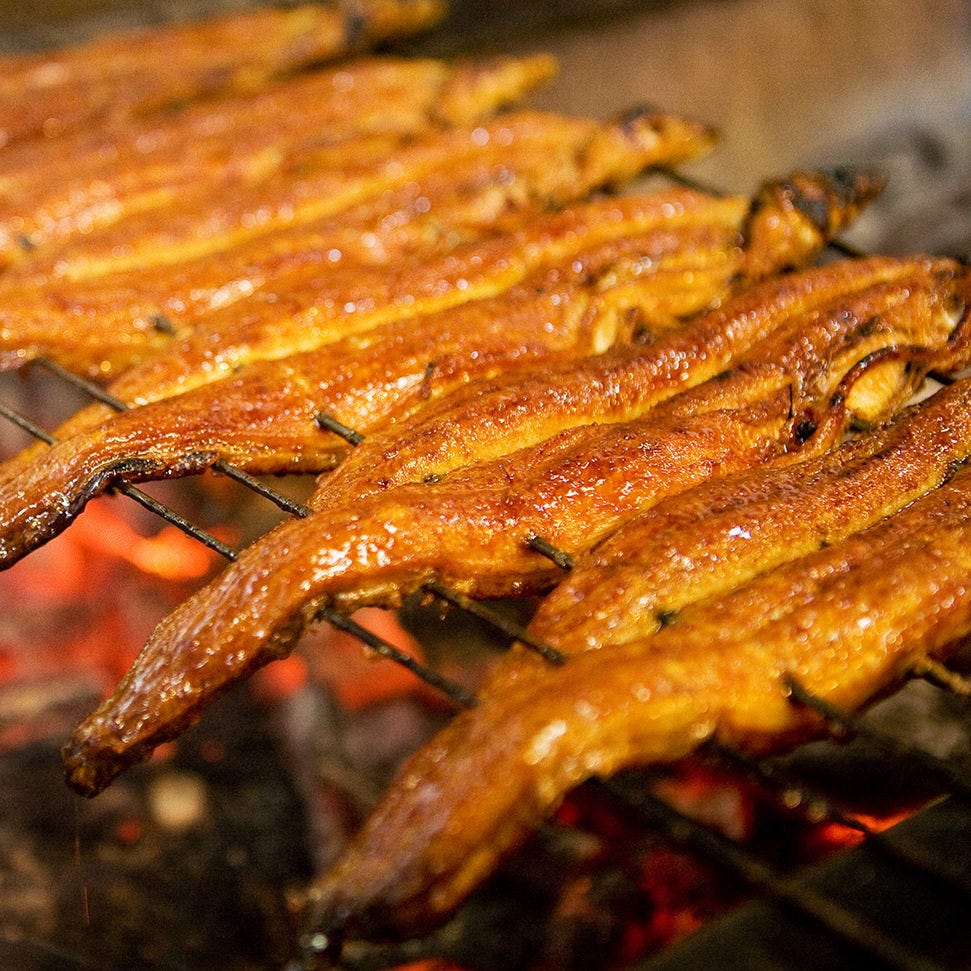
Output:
[0,105,716,379]
[0,55,558,269]
[316,251,937,507]
[520,373,971,660]
[7,6,965,957]
[0,207,739,566]
[0,168,878,567]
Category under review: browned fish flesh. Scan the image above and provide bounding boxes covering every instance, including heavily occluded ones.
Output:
[297,407,971,942]
[511,370,971,668]
[0,107,716,378]
[16,107,714,286]
[0,195,747,566]
[61,253,971,798]
[0,1,446,149]
[7,151,806,471]
[0,172,880,566]
[313,240,917,510]
[296,381,971,936]
[0,54,557,267]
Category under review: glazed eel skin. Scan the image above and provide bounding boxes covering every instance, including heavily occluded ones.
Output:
[0,54,557,268]
[4,57,564,284]
[3,161,847,486]
[62,253,971,798]
[0,106,715,377]
[526,375,971,656]
[311,247,919,507]
[300,376,971,944]
[0,1,445,149]
[0,171,866,567]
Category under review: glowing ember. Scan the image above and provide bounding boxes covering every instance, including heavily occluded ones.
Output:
[0,493,224,695]
[653,763,755,842]
[292,606,432,710]
[73,505,216,581]
[802,806,919,859]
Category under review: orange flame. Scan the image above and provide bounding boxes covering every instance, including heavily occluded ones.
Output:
[805,806,918,857]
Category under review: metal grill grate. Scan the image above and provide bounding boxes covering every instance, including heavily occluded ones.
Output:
[2,143,971,965]
[3,332,971,970]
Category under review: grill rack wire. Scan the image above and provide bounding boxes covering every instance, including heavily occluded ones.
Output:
[2,177,971,971]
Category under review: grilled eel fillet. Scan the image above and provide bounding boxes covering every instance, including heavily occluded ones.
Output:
[0,172,868,567]
[526,375,971,656]
[11,106,711,286]
[0,1,445,149]
[4,160,836,482]
[0,107,716,377]
[0,54,557,268]
[311,245,911,509]
[298,377,971,943]
[61,254,971,798]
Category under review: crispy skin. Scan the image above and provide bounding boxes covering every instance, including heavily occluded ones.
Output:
[0,107,716,377]
[0,1,446,149]
[2,183,738,482]
[0,172,882,564]
[300,429,971,941]
[0,55,557,267]
[22,108,714,284]
[4,158,765,458]
[61,255,971,797]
